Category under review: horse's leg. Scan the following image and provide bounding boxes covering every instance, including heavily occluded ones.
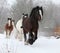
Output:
[19,29,23,41]
[6,30,8,38]
[18,30,23,41]
[28,32,34,45]
[15,30,19,39]
[8,30,10,38]
[29,32,33,39]
[9,30,11,36]
[24,32,28,45]
[6,30,10,38]
[24,32,26,41]
[34,31,38,40]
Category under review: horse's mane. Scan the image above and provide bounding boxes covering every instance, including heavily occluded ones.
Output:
[30,6,37,17]
[30,6,43,18]
[29,6,40,21]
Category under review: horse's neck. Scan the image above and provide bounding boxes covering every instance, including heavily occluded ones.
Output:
[30,15,38,22]
[29,18,38,26]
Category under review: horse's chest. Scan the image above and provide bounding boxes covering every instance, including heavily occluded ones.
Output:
[31,21,38,27]
[5,24,13,31]
[23,19,31,28]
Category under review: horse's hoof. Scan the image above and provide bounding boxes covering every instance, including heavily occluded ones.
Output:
[35,37,37,40]
[28,39,34,45]
[24,41,29,45]
[6,36,10,38]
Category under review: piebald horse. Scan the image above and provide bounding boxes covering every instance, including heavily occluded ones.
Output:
[16,16,23,41]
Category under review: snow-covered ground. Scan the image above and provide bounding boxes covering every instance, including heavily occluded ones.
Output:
[0,32,60,53]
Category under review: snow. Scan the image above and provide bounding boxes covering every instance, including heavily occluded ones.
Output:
[0,32,60,53]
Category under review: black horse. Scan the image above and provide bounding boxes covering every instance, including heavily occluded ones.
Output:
[22,6,43,45]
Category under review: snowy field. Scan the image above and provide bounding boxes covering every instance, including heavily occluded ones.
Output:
[0,32,60,53]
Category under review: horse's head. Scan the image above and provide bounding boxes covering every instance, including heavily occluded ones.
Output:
[23,14,28,20]
[38,6,43,20]
[36,6,43,21]
[7,18,12,26]
[32,6,43,21]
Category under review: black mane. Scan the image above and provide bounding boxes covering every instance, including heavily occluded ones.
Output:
[30,6,43,18]
[29,6,41,21]
[30,6,39,17]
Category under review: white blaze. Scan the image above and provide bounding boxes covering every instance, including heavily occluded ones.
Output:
[24,16,27,18]
[39,10,42,20]
[8,20,11,26]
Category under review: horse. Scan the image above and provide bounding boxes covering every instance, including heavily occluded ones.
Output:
[16,16,24,41]
[7,19,19,39]
[22,6,43,45]
[5,18,13,38]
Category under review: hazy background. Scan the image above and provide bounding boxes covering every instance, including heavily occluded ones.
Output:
[0,0,60,36]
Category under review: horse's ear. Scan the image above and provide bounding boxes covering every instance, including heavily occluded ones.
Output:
[22,13,24,15]
[25,14,28,16]
[12,20,15,22]
[40,6,42,9]
[7,18,12,20]
[22,13,24,18]
[40,6,43,15]
[36,6,39,9]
